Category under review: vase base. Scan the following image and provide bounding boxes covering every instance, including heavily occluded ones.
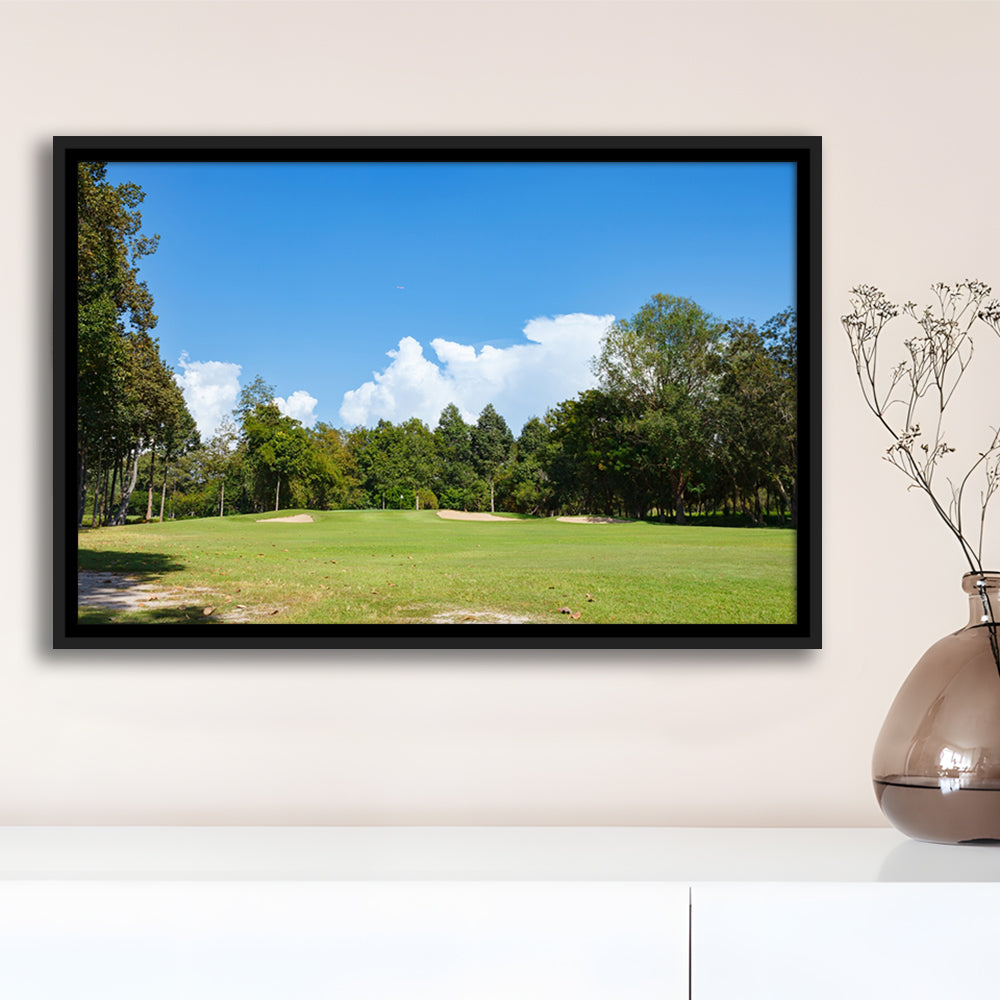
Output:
[874,779,1000,845]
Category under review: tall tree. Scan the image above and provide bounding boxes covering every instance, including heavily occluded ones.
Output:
[243,403,311,511]
[714,311,797,525]
[398,417,437,508]
[433,403,480,510]
[156,403,199,521]
[109,334,189,526]
[548,390,635,517]
[233,375,276,428]
[300,423,363,510]
[352,419,405,509]
[351,418,437,510]
[504,416,557,515]
[761,307,798,525]
[593,294,722,522]
[202,419,240,517]
[76,161,159,524]
[471,404,514,513]
[144,361,195,521]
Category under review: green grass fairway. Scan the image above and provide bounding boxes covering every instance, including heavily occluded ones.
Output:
[77,510,797,626]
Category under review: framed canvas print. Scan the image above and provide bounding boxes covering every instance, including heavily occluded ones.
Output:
[54,136,821,650]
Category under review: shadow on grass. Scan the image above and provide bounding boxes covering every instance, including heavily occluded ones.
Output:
[77,548,186,577]
[639,513,795,529]
[78,604,221,626]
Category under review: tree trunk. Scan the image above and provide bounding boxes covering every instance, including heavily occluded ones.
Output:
[97,461,109,527]
[90,448,105,527]
[112,446,140,525]
[275,477,281,512]
[489,479,495,513]
[674,485,686,524]
[145,439,156,521]
[773,476,795,529]
[219,477,225,517]
[159,458,169,521]
[105,455,122,526]
[77,445,88,526]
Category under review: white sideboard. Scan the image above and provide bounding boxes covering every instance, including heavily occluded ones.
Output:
[1,827,999,999]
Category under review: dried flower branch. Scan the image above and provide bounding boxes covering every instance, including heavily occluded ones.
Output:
[842,280,1000,574]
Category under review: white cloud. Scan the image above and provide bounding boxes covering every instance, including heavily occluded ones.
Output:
[174,354,241,440]
[276,389,319,428]
[339,313,613,432]
[174,354,320,437]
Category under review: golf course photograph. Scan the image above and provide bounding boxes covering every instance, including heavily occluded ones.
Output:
[56,137,819,645]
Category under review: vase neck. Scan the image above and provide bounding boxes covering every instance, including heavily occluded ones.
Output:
[963,572,1000,628]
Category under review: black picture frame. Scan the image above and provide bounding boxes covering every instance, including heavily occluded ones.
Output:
[54,136,821,650]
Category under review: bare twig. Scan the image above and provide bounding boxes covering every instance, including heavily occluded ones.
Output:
[841,281,1000,575]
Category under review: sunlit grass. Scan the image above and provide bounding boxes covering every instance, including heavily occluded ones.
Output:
[77,509,797,625]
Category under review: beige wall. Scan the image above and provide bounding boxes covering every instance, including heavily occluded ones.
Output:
[2,0,998,825]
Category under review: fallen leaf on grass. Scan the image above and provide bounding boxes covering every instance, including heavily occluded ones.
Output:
[570,611,582,620]
[203,607,215,616]
[558,607,573,614]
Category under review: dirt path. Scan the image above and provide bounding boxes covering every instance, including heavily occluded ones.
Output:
[426,609,535,624]
[77,571,264,622]
[77,571,195,612]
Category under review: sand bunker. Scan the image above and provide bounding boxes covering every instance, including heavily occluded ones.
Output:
[436,509,515,522]
[557,515,631,524]
[255,513,315,523]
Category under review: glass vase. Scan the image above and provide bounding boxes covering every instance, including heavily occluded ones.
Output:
[872,571,1000,844]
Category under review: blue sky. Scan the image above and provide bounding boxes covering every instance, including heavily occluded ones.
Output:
[104,158,796,439]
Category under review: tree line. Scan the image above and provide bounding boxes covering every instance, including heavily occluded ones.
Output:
[76,163,797,529]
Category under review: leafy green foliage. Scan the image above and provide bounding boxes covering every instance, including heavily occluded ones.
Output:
[593,294,723,523]
[471,404,514,512]
[433,404,483,510]
[232,374,276,427]
[76,162,198,527]
[242,403,311,511]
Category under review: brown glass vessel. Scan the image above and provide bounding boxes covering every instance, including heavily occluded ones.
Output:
[872,572,1000,844]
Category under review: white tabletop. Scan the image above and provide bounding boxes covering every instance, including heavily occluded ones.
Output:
[1,827,999,882]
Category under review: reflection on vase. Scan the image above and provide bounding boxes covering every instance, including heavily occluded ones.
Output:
[873,572,1000,844]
